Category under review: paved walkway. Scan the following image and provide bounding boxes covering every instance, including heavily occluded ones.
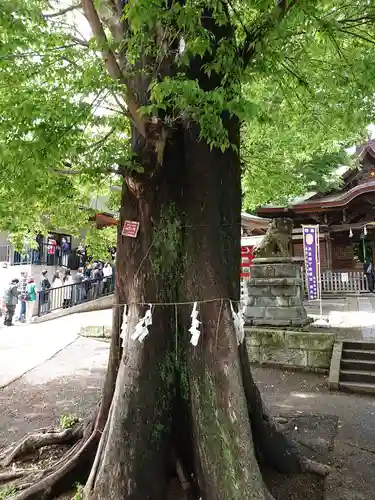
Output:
[305,296,375,340]
[0,309,111,388]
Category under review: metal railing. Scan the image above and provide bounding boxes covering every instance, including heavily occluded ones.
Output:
[14,243,72,267]
[0,243,84,269]
[37,276,114,316]
[0,245,11,262]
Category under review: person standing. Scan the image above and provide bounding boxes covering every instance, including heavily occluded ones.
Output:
[91,262,104,298]
[47,235,57,266]
[102,262,113,294]
[62,269,73,308]
[17,272,28,322]
[3,279,20,326]
[364,258,375,293]
[110,247,116,261]
[25,277,37,323]
[61,237,70,268]
[35,234,43,264]
[76,245,86,268]
[83,264,92,298]
[51,271,63,309]
[39,270,51,314]
[74,267,85,304]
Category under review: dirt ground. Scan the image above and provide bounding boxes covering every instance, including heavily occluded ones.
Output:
[0,337,107,448]
[253,366,375,500]
[266,470,323,500]
[1,336,374,500]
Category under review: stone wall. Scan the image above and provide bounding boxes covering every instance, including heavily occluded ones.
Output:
[246,327,336,370]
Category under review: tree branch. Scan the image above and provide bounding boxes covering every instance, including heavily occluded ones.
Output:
[280,61,308,87]
[338,28,375,45]
[51,165,118,176]
[225,0,251,39]
[71,36,89,47]
[338,15,375,25]
[52,169,83,175]
[0,44,79,61]
[44,2,82,18]
[88,127,117,150]
[81,0,146,137]
[241,0,299,67]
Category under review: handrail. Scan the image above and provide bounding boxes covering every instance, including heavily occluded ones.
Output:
[36,276,114,316]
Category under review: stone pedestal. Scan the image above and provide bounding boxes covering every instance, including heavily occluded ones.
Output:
[244,257,310,327]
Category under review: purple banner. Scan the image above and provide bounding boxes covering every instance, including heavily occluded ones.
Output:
[302,225,320,300]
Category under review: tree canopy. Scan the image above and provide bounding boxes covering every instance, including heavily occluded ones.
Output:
[2,3,375,500]
[0,1,374,232]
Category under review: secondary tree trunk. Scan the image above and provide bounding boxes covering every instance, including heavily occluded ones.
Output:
[86,131,186,500]
[178,121,270,499]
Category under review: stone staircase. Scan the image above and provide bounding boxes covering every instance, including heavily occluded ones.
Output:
[329,340,375,394]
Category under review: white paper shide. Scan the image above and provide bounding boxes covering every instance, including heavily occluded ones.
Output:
[131,304,153,343]
[189,302,201,346]
[231,301,245,345]
[120,305,128,347]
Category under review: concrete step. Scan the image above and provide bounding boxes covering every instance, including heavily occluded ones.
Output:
[340,369,375,384]
[342,349,375,361]
[343,341,375,351]
[338,381,375,395]
[341,358,375,372]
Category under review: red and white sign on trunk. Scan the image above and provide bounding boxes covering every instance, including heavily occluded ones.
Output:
[122,220,140,238]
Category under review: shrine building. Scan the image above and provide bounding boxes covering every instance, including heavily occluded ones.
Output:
[256,140,375,292]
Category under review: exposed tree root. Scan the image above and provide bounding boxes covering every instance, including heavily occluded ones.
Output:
[10,415,98,500]
[0,470,28,483]
[0,308,123,500]
[82,397,113,495]
[1,427,83,467]
[239,343,331,478]
[0,413,98,500]
[300,456,330,477]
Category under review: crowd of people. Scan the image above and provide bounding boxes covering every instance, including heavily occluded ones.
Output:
[1,261,114,327]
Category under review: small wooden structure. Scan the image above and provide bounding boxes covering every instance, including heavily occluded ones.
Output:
[240,213,268,278]
[257,140,375,294]
[241,212,269,236]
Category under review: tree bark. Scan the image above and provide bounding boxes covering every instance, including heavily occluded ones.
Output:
[79,4,308,500]
[86,131,185,500]
[178,121,270,500]
[84,109,276,500]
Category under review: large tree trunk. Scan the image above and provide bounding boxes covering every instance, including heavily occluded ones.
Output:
[84,111,274,500]
[85,4,279,498]
[82,5,307,500]
[8,125,321,500]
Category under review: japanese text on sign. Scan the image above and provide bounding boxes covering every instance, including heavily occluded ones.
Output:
[302,225,320,300]
[122,220,140,238]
